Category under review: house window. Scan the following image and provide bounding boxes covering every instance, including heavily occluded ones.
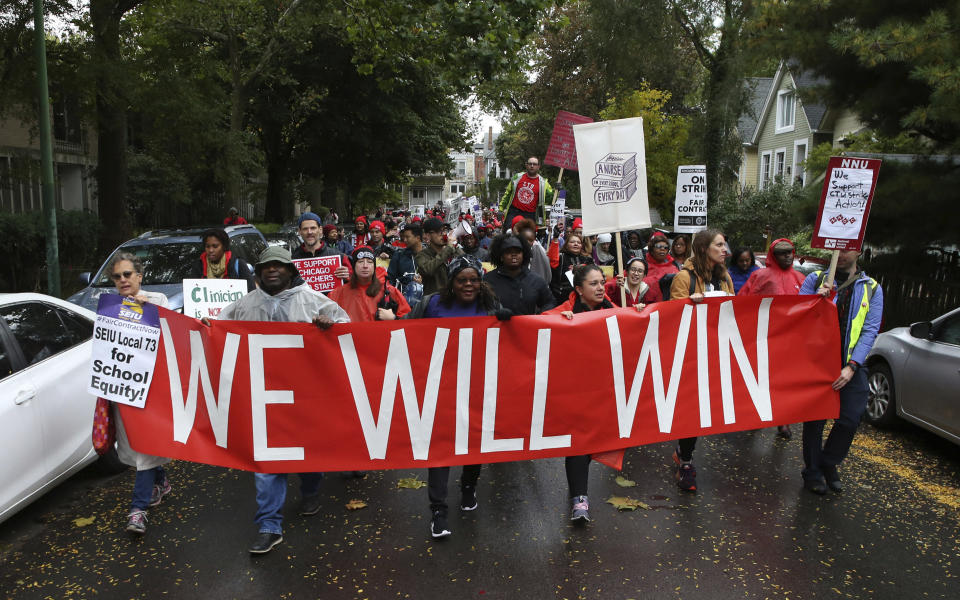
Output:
[776,90,795,133]
[455,161,466,179]
[793,141,808,186]
[411,188,425,200]
[774,148,786,180]
[451,184,465,194]
[760,151,772,189]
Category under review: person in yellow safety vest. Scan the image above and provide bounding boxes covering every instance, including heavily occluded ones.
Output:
[798,249,883,496]
[499,157,554,232]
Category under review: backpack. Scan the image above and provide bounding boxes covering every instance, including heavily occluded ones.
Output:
[659,268,697,300]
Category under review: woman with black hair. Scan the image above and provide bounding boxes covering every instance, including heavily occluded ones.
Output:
[404,255,505,538]
[189,228,256,291]
[728,247,760,295]
[543,264,615,523]
[485,234,555,315]
[548,233,594,303]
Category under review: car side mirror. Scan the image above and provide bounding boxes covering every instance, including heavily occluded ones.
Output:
[78,272,91,285]
[909,321,933,340]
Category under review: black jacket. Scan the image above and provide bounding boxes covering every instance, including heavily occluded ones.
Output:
[189,255,256,291]
[485,268,555,315]
[550,252,594,303]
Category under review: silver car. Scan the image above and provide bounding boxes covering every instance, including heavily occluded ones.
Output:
[865,307,960,444]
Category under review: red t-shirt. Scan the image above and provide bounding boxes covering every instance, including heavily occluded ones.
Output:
[510,174,540,212]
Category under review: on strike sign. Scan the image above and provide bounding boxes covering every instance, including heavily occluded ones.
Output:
[294,256,343,293]
[812,156,881,251]
[673,165,707,234]
[88,294,161,408]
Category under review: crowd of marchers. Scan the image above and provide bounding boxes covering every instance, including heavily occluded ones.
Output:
[100,155,883,554]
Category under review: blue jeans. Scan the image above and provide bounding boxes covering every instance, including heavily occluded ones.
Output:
[802,368,869,481]
[254,472,323,534]
[131,466,166,511]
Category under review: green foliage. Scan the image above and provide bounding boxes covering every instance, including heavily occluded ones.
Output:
[599,86,693,219]
[353,186,402,216]
[0,210,101,293]
[756,0,960,150]
[126,151,191,228]
[709,181,811,249]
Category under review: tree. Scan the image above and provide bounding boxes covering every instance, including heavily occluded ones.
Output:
[756,0,960,150]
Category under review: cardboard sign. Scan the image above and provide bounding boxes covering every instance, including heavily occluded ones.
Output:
[812,156,881,251]
[121,296,840,472]
[88,294,161,408]
[293,256,343,294]
[572,118,651,235]
[673,165,708,233]
[182,279,248,319]
[544,110,594,171]
[411,205,425,218]
[549,191,567,233]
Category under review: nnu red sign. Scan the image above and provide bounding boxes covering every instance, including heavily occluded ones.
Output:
[120,296,841,472]
[812,156,881,251]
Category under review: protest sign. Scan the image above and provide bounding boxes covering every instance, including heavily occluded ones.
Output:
[544,110,594,171]
[120,295,840,472]
[182,279,248,319]
[549,191,567,232]
[293,256,343,294]
[411,205,425,218]
[812,156,881,251]
[88,294,161,408]
[673,165,708,233]
[572,118,651,236]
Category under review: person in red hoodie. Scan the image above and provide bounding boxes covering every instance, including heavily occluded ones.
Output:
[328,247,410,323]
[737,237,805,439]
[350,215,370,248]
[737,238,805,296]
[642,233,680,303]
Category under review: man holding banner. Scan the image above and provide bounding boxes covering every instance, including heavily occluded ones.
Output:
[216,246,350,553]
[499,157,554,231]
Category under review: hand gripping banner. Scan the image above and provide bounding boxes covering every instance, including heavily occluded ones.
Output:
[119,296,841,473]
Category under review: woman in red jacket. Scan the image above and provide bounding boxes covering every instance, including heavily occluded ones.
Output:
[642,233,680,303]
[328,247,411,322]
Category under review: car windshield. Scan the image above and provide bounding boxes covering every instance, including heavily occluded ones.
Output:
[94,242,203,286]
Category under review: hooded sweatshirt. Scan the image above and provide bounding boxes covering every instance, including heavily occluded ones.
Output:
[737,238,805,296]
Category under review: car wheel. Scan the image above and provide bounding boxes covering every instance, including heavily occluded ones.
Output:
[93,446,129,475]
[866,362,898,427]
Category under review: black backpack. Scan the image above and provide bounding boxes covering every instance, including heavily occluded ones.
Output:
[659,267,697,299]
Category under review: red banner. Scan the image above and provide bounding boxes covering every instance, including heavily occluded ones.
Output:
[293,256,342,293]
[120,296,841,473]
[543,110,594,171]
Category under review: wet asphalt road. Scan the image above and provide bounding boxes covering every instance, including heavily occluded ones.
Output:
[1,422,959,600]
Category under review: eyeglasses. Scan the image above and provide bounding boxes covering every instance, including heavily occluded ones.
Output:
[628,268,646,275]
[653,244,669,250]
[111,271,135,281]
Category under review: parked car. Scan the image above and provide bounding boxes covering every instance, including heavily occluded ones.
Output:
[0,293,126,524]
[264,223,301,253]
[68,225,267,313]
[865,306,960,445]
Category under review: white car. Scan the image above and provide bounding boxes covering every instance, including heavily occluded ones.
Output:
[0,293,124,524]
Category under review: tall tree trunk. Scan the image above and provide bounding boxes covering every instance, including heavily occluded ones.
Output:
[261,121,291,223]
[90,0,137,252]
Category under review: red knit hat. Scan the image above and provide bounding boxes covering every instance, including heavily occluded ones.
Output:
[369,220,386,234]
[511,215,525,228]
[355,215,368,225]
[322,224,337,236]
[571,217,583,230]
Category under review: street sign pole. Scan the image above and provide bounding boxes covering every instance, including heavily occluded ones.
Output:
[34,0,60,296]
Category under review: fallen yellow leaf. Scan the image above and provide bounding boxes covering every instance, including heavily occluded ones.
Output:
[396,477,426,489]
[615,475,636,487]
[606,496,651,511]
[345,499,367,510]
[72,516,96,527]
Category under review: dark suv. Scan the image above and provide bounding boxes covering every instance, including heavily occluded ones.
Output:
[67,225,267,312]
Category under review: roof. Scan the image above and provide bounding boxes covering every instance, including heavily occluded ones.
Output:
[751,61,832,145]
[738,77,774,145]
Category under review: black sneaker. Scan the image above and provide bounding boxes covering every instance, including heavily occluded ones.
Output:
[776,425,792,440]
[803,478,827,495]
[430,511,451,538]
[822,465,843,493]
[460,486,478,511]
[299,494,322,516]
[249,532,283,554]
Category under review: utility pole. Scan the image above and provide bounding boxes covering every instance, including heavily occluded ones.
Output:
[34,0,60,296]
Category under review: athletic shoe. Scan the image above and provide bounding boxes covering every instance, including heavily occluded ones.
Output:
[125,509,147,534]
[460,486,478,511]
[570,495,590,522]
[299,494,322,516]
[249,532,283,554]
[803,478,828,495]
[148,480,172,507]
[672,447,697,492]
[430,511,451,538]
[777,425,792,440]
[822,465,843,493]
